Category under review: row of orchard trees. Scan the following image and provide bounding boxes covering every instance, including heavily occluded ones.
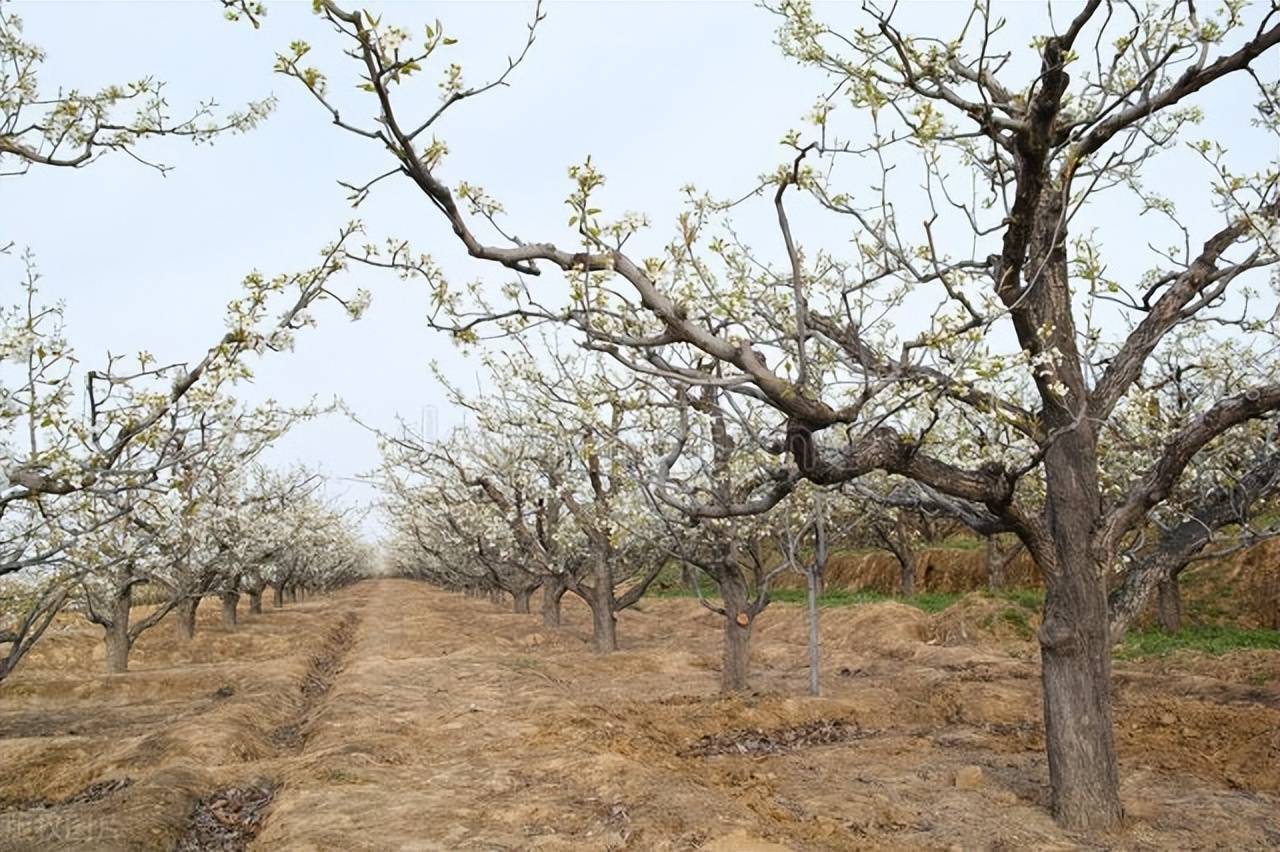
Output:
[282,0,1280,831]
[379,346,868,694]
[0,5,370,680]
[7,0,1270,833]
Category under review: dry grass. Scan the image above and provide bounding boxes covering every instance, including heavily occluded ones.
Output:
[0,579,1276,850]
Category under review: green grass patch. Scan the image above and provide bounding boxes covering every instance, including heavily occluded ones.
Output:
[651,576,719,598]
[656,583,962,613]
[900,592,963,612]
[1116,625,1280,659]
[997,606,1035,639]
[768,587,893,608]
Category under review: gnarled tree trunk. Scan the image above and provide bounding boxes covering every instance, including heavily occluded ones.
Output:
[897,551,916,596]
[986,536,1006,591]
[248,590,263,615]
[589,599,617,653]
[174,597,199,641]
[220,592,239,629]
[102,587,133,675]
[1157,575,1182,634]
[271,583,285,608]
[875,514,918,596]
[589,556,618,653]
[719,569,753,692]
[1038,432,1123,830]
[541,575,567,627]
[680,563,697,590]
[512,588,532,614]
[806,566,821,696]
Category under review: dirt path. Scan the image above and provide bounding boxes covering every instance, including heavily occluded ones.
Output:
[0,579,1277,850]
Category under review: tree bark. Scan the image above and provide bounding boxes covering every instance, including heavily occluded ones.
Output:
[806,567,821,697]
[1157,575,1182,634]
[897,549,916,597]
[589,556,618,653]
[102,587,133,675]
[589,585,618,654]
[220,592,239,629]
[680,563,697,590]
[512,588,532,614]
[720,570,753,692]
[174,597,199,641]
[1040,573,1121,830]
[589,598,618,653]
[541,575,567,628]
[271,583,285,608]
[248,590,263,615]
[986,536,1006,591]
[1039,431,1123,830]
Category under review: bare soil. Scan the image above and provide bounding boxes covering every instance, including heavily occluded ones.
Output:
[0,579,1276,850]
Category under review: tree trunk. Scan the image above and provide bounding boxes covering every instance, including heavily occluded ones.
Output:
[680,563,697,590]
[720,570,752,692]
[220,592,239,629]
[174,597,199,641]
[589,597,618,653]
[806,567,821,697]
[248,590,263,615]
[986,536,1005,591]
[541,576,567,628]
[103,587,133,675]
[589,553,618,653]
[1038,429,1123,830]
[1157,574,1181,634]
[1007,152,1122,830]
[1040,570,1121,829]
[512,588,532,614]
[272,583,284,608]
[897,549,916,597]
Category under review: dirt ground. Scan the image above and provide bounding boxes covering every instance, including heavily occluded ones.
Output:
[0,579,1276,851]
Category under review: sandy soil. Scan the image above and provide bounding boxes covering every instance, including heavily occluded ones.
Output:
[0,579,1276,850]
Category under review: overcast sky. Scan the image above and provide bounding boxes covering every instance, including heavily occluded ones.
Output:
[5,1,1274,537]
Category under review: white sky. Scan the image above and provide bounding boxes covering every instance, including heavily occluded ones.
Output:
[5,1,1275,537]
